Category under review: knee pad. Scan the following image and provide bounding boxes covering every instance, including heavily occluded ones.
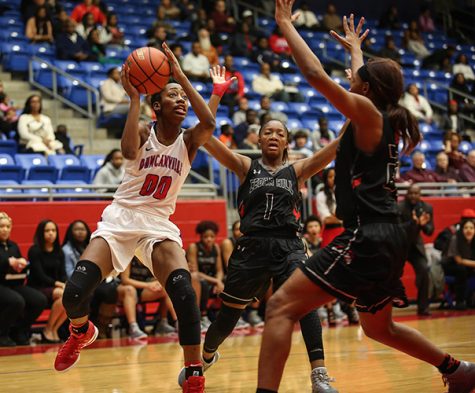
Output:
[63,260,102,319]
[203,305,243,353]
[165,269,201,346]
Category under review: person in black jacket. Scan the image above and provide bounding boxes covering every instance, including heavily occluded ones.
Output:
[28,219,67,343]
[398,184,434,316]
[0,212,47,346]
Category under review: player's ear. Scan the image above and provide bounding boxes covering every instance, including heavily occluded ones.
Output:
[152,101,161,112]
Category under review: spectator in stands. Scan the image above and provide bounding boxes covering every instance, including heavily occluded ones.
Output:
[418,6,436,33]
[71,0,106,26]
[291,130,313,158]
[258,95,288,123]
[322,3,342,32]
[198,28,219,66]
[218,124,236,149]
[312,117,336,149]
[0,92,18,116]
[187,221,224,331]
[25,5,54,43]
[401,84,433,124]
[294,1,320,31]
[75,12,96,40]
[93,148,125,192]
[62,220,91,279]
[140,95,155,122]
[157,0,181,20]
[435,151,459,182]
[269,26,292,58]
[28,219,67,343]
[100,67,129,116]
[453,54,475,81]
[230,21,254,57]
[210,0,235,34]
[170,43,184,66]
[87,28,106,63]
[253,36,282,72]
[302,215,322,255]
[378,35,401,64]
[54,124,74,155]
[403,21,430,59]
[102,13,124,46]
[0,212,47,346]
[238,124,259,150]
[241,9,265,41]
[0,108,17,138]
[459,149,475,182]
[52,8,70,38]
[378,5,401,29]
[450,73,475,114]
[18,94,64,155]
[444,131,466,170]
[182,41,210,82]
[234,109,259,145]
[398,184,433,315]
[177,0,196,21]
[232,96,249,126]
[441,100,467,138]
[402,151,442,183]
[221,220,242,270]
[220,55,244,115]
[121,257,177,335]
[56,19,94,62]
[422,45,455,71]
[147,26,168,51]
[148,10,176,39]
[253,62,289,102]
[361,38,379,58]
[191,8,208,38]
[443,218,475,310]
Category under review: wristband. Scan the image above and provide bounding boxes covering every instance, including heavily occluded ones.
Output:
[212,79,234,98]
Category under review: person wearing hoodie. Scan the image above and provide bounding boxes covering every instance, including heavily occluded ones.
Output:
[93,149,125,192]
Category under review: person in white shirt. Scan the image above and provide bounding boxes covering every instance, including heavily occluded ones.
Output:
[100,67,129,115]
[92,149,125,192]
[453,54,475,81]
[400,83,433,124]
[252,62,289,102]
[294,1,320,30]
[182,41,210,82]
[17,95,63,155]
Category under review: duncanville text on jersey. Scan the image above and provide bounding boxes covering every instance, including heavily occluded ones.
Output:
[139,154,183,175]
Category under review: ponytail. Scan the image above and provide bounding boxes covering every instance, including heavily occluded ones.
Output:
[387,104,421,155]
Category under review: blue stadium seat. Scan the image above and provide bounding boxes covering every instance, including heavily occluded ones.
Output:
[59,166,90,182]
[28,44,55,60]
[2,42,29,72]
[0,162,23,182]
[459,141,473,154]
[287,118,303,130]
[271,101,288,112]
[97,113,126,129]
[14,153,47,169]
[287,102,311,116]
[48,154,80,169]
[182,114,199,129]
[78,62,104,76]
[28,166,58,182]
[190,81,210,94]
[21,180,53,198]
[302,118,319,131]
[247,100,261,111]
[0,180,21,197]
[55,181,90,196]
[0,153,14,165]
[0,140,17,156]
[67,86,97,108]
[216,116,233,127]
[191,149,209,170]
[81,155,104,181]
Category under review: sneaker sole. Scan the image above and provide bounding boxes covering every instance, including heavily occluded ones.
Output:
[55,326,99,373]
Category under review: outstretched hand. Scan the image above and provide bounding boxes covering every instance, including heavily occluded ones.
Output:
[275,0,301,25]
[121,63,140,100]
[210,65,236,97]
[162,42,185,82]
[330,14,369,52]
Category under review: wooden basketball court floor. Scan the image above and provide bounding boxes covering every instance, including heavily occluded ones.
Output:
[0,310,474,393]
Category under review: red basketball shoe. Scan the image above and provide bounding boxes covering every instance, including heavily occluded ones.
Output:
[54,321,98,372]
[182,376,205,393]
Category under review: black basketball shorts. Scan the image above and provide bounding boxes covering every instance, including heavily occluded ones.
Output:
[220,235,306,306]
[299,222,410,313]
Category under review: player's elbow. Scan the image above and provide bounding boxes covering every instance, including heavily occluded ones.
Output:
[121,147,137,160]
[202,117,216,133]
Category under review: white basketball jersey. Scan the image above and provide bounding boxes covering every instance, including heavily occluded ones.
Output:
[113,126,191,218]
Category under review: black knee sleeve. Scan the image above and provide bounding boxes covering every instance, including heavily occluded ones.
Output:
[203,304,243,353]
[63,260,102,319]
[300,310,324,362]
[165,269,201,346]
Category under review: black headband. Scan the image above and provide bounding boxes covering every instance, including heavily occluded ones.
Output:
[357,64,372,84]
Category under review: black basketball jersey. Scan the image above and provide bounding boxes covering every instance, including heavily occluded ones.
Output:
[196,242,218,277]
[237,160,302,236]
[130,257,154,282]
[335,114,399,227]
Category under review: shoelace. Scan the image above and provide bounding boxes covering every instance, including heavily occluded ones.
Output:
[57,336,81,358]
[311,371,335,386]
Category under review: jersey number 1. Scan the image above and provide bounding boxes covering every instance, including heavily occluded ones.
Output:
[264,193,274,220]
[139,174,172,200]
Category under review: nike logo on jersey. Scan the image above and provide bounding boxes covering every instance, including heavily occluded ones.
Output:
[145,146,153,151]
[253,169,261,174]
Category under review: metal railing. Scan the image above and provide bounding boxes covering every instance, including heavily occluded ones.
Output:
[396,182,475,196]
[28,56,101,149]
[0,183,218,201]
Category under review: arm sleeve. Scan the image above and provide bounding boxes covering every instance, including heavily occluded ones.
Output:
[28,246,56,287]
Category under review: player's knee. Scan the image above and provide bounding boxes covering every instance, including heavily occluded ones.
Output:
[166,269,200,345]
[265,292,286,320]
[63,260,102,319]
[361,320,395,341]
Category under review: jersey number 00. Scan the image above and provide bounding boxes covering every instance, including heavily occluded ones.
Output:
[139,174,172,200]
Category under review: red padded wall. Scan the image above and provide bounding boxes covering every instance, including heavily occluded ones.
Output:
[1,200,227,256]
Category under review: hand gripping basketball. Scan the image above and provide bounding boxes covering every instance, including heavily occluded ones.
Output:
[210,65,237,98]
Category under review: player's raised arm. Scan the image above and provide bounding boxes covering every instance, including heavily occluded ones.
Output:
[204,65,251,182]
[162,42,215,153]
[120,64,148,160]
[275,0,382,153]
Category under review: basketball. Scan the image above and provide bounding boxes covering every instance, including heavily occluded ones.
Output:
[125,47,171,94]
